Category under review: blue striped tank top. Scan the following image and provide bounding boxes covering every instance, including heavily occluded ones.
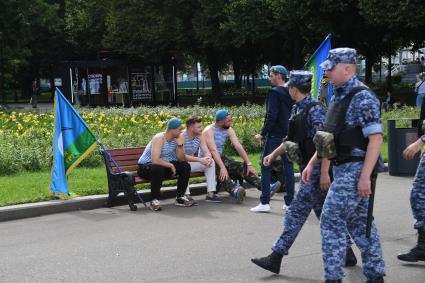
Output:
[199,125,228,157]
[183,130,201,156]
[138,135,177,164]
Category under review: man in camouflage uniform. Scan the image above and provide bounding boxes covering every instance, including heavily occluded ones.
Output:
[397,122,425,262]
[302,48,385,283]
[201,109,262,203]
[251,70,357,274]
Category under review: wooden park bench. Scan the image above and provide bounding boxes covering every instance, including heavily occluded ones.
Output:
[101,147,204,211]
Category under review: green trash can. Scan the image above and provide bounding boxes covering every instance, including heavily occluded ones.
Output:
[387,118,420,176]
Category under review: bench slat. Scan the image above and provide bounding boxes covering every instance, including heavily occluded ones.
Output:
[109,154,142,162]
[112,165,139,173]
[107,147,145,157]
[111,160,142,167]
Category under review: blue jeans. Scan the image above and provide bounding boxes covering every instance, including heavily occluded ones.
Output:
[260,137,282,204]
[417,93,425,108]
[282,154,295,206]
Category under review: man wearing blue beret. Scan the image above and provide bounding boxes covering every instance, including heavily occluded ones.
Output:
[200,109,262,202]
[138,118,192,211]
[252,65,295,212]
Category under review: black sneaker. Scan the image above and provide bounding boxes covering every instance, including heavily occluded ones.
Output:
[175,196,194,207]
[185,195,198,206]
[206,194,222,203]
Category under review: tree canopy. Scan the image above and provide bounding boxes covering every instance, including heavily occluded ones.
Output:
[1,0,424,99]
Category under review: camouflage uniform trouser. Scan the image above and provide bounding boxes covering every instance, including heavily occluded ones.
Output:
[411,153,425,230]
[321,162,385,280]
[272,164,352,255]
[216,155,261,193]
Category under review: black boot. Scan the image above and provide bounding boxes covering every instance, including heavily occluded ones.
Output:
[251,251,283,274]
[345,246,357,267]
[365,277,385,283]
[398,228,425,262]
[324,280,342,283]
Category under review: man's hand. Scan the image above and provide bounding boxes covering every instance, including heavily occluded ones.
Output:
[169,164,177,176]
[320,172,331,191]
[219,167,229,181]
[246,164,257,176]
[302,163,314,184]
[176,134,185,145]
[254,134,263,146]
[263,154,274,167]
[200,157,212,167]
[403,140,422,160]
[357,176,371,197]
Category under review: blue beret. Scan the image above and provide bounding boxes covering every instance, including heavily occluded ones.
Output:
[320,48,357,71]
[215,109,229,121]
[167,118,182,129]
[270,65,288,75]
[287,70,313,88]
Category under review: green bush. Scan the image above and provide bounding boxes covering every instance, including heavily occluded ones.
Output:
[0,104,418,176]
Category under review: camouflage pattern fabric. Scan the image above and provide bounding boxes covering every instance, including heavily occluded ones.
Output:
[313,131,336,159]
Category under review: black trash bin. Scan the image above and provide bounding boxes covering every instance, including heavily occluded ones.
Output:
[388,118,421,176]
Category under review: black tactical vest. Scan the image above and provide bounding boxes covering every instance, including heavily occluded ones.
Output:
[322,86,372,163]
[287,101,321,166]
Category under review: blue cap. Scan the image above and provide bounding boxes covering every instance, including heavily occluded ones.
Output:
[270,65,288,75]
[215,109,229,121]
[287,70,313,88]
[167,118,182,129]
[320,48,357,71]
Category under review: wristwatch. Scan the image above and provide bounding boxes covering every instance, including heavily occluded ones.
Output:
[177,144,184,147]
[420,135,425,144]
[245,162,253,166]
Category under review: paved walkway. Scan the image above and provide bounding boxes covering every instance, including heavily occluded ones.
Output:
[0,173,423,282]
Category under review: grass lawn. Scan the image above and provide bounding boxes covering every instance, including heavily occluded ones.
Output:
[0,143,389,207]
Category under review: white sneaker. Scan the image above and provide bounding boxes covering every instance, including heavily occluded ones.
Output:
[250,203,271,213]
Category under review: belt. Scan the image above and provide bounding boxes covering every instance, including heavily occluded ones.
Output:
[332,156,365,166]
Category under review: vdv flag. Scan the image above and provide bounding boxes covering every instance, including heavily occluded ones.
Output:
[305,34,332,101]
[50,88,97,194]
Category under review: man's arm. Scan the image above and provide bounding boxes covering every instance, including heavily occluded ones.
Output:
[151,134,174,169]
[403,136,424,160]
[228,128,257,176]
[269,143,286,159]
[203,127,225,169]
[354,91,385,197]
[358,133,382,197]
[228,127,250,164]
[203,127,228,180]
[263,143,285,167]
[175,134,186,161]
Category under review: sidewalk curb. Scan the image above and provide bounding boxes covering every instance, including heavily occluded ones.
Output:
[0,164,388,222]
[0,184,208,222]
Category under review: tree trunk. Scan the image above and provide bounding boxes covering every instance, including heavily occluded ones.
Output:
[387,53,392,91]
[233,58,241,89]
[251,70,256,95]
[292,36,303,69]
[206,49,222,103]
[365,53,374,85]
[49,66,55,101]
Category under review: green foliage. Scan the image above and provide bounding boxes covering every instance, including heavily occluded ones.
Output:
[0,105,266,175]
